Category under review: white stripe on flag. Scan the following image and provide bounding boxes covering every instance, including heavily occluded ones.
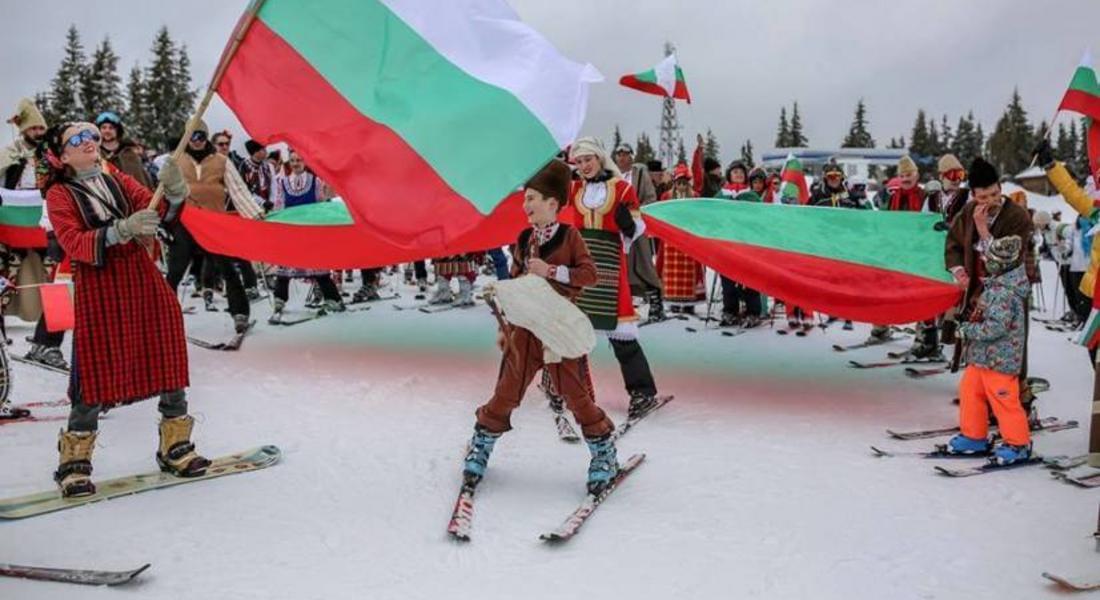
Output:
[654,54,678,97]
[0,188,43,207]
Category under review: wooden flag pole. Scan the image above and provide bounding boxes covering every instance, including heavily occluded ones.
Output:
[148,0,268,211]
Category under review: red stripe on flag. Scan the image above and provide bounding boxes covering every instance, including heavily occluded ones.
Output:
[217,20,503,250]
[1060,89,1100,121]
[643,216,961,324]
[619,76,691,102]
[0,224,47,249]
[1088,120,1100,179]
[39,283,74,332]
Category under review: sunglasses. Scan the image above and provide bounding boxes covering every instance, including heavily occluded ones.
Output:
[65,129,100,148]
[215,141,230,148]
[942,169,966,183]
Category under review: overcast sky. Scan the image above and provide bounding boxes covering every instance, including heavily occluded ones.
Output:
[3,0,1098,165]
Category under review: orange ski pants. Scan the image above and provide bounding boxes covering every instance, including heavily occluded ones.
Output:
[958,365,1030,446]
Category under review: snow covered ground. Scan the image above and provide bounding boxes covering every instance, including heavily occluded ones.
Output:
[0,261,1098,599]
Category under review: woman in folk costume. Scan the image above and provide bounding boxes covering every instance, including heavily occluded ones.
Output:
[43,122,209,497]
[561,137,662,419]
[655,164,706,314]
[268,150,345,323]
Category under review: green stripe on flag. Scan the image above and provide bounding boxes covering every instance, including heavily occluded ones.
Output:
[258,0,559,214]
[1069,66,1100,96]
[264,202,354,226]
[0,206,42,228]
[643,199,954,284]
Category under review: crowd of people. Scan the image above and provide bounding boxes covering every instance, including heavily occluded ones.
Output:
[2,92,1098,494]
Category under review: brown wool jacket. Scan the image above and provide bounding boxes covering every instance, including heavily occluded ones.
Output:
[945,197,1037,309]
[512,223,598,302]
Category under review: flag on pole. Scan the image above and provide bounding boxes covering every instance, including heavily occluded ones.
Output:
[39,282,74,332]
[619,54,691,103]
[1059,49,1100,121]
[777,154,810,205]
[216,0,600,251]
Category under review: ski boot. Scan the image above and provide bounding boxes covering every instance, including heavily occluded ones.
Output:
[908,343,945,362]
[245,287,262,302]
[320,299,346,314]
[38,347,69,370]
[946,434,991,455]
[55,429,97,497]
[865,325,894,344]
[203,290,218,312]
[429,278,454,305]
[23,343,43,363]
[454,278,475,307]
[585,433,620,495]
[417,277,429,293]
[233,314,251,335]
[645,290,666,323]
[741,314,761,328]
[991,442,1032,466]
[305,286,323,309]
[800,319,815,333]
[156,415,211,477]
[268,299,286,325]
[720,312,741,328]
[842,320,854,331]
[462,425,501,485]
[403,268,414,286]
[627,391,658,421]
[352,284,380,303]
[0,400,30,420]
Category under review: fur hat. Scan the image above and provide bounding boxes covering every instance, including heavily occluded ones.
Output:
[525,159,572,210]
[983,235,1022,275]
[968,157,999,189]
[245,139,265,155]
[647,159,663,173]
[8,98,46,133]
[937,153,964,174]
[569,137,621,178]
[897,155,918,176]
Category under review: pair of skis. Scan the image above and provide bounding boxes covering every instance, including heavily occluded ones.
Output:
[10,354,70,376]
[0,563,149,587]
[446,453,646,544]
[884,416,1078,441]
[187,320,256,351]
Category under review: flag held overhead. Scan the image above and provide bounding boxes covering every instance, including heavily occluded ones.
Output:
[619,54,691,103]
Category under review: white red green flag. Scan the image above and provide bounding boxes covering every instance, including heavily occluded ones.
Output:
[619,54,690,103]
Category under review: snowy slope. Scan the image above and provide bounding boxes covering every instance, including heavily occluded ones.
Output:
[0,264,1097,600]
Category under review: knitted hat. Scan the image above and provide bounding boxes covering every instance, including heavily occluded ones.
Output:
[897,155,918,176]
[8,98,46,133]
[968,157,999,189]
[525,159,572,211]
[937,153,964,174]
[245,139,264,154]
[982,235,1022,275]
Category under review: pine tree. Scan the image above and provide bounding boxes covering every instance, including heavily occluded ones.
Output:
[789,102,808,147]
[49,25,87,122]
[81,37,124,119]
[1079,118,1093,177]
[175,43,198,134]
[143,28,196,152]
[928,119,941,161]
[1055,123,1072,162]
[676,138,687,164]
[1066,120,1086,176]
[909,110,931,158]
[775,107,790,147]
[740,140,754,167]
[612,124,623,153]
[33,91,55,130]
[635,132,655,164]
[125,65,150,143]
[841,99,874,148]
[952,113,981,166]
[704,128,720,161]
[939,115,953,155]
[987,88,1034,176]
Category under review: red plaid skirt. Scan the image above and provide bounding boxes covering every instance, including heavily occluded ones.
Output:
[657,244,705,302]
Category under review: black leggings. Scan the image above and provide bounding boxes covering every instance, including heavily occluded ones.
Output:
[273,275,341,303]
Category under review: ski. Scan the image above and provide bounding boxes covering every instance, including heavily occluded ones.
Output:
[187,320,256,351]
[612,394,674,440]
[0,562,150,587]
[1042,571,1100,592]
[16,398,70,409]
[269,312,324,326]
[639,315,689,328]
[849,358,946,369]
[0,414,67,427]
[0,406,32,420]
[832,338,895,352]
[419,303,478,314]
[933,455,1045,477]
[539,453,645,543]
[346,293,400,306]
[1044,454,1090,471]
[446,480,478,542]
[0,445,281,520]
[886,416,1074,441]
[10,355,69,375]
[904,366,947,379]
[870,444,991,459]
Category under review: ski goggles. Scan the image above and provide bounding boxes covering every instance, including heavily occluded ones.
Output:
[65,128,101,148]
[190,131,208,142]
[941,168,966,183]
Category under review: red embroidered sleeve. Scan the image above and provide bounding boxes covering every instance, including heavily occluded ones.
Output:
[47,186,110,268]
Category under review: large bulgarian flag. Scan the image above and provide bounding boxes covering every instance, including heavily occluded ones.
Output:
[619,54,691,103]
[216,0,599,251]
[641,200,961,324]
[0,188,47,248]
[776,155,810,205]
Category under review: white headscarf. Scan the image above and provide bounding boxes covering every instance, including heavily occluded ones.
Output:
[568,136,622,178]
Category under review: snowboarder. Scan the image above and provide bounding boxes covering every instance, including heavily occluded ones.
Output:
[43,121,210,497]
[461,159,619,493]
[564,137,663,420]
[947,235,1032,464]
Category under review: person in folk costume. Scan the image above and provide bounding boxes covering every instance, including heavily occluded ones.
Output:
[807,160,869,331]
[169,120,264,325]
[655,164,706,314]
[560,137,662,420]
[647,159,671,199]
[1,99,70,372]
[461,159,621,493]
[612,143,666,323]
[926,153,971,346]
[207,131,261,300]
[267,150,346,322]
[42,121,209,497]
[945,157,1039,415]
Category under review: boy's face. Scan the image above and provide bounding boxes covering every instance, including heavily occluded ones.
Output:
[523,188,558,225]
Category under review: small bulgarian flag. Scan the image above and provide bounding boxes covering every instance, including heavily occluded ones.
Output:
[619,54,691,103]
[1058,49,1100,176]
[39,281,74,333]
[0,188,47,248]
[217,0,599,251]
[777,155,810,205]
[641,200,960,324]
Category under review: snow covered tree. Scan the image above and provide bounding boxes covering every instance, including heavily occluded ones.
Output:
[789,102,808,147]
[704,128,720,161]
[142,28,196,152]
[635,132,655,164]
[841,99,874,148]
[740,139,754,167]
[951,112,983,167]
[987,88,1034,177]
[125,64,151,143]
[49,25,87,122]
[81,37,125,119]
[775,107,790,147]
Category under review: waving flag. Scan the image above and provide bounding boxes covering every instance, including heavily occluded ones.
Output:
[1057,49,1100,175]
[642,200,961,324]
[619,54,691,103]
[777,155,810,205]
[217,0,600,250]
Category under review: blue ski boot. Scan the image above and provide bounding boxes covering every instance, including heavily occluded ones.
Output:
[585,433,620,495]
[462,425,501,485]
[946,434,990,455]
[991,442,1031,466]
